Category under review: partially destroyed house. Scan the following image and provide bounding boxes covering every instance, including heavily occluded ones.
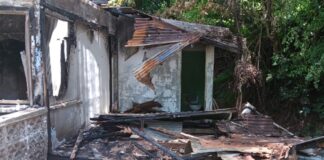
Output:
[0,1,323,160]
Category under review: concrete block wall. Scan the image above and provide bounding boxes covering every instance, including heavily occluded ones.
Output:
[0,109,48,160]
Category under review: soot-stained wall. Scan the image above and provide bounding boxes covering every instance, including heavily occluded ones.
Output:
[118,45,182,112]
[116,15,181,112]
[48,21,111,149]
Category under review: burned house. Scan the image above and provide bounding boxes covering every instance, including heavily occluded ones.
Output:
[112,8,243,113]
[0,0,323,160]
[0,0,113,159]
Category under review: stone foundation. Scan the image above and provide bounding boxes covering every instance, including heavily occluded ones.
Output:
[0,108,48,160]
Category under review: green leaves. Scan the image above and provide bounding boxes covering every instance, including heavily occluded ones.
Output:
[268,0,324,128]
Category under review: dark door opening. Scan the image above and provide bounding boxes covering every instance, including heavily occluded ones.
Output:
[0,15,27,100]
[181,51,205,111]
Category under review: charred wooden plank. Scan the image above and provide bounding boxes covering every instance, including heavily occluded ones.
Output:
[124,100,162,113]
[70,129,84,160]
[91,109,236,123]
[293,136,324,150]
[97,108,235,119]
[83,132,132,142]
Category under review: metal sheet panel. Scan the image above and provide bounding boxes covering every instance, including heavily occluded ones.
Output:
[134,34,201,90]
[126,17,196,47]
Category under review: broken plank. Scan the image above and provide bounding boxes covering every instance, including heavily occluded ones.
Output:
[124,100,162,113]
[50,99,82,110]
[293,136,324,150]
[131,127,184,160]
[182,128,215,135]
[70,129,84,160]
[0,99,29,105]
[93,108,236,122]
[180,132,202,140]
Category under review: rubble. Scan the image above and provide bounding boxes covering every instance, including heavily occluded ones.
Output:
[49,108,324,160]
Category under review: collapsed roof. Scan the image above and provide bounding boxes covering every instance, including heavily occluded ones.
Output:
[52,109,324,160]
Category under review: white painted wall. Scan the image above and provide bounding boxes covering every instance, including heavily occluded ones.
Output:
[49,22,110,148]
[118,45,182,112]
[76,24,110,120]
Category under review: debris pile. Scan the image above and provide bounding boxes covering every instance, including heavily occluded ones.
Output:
[50,108,324,160]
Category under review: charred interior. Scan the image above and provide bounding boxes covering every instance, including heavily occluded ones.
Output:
[0,15,27,100]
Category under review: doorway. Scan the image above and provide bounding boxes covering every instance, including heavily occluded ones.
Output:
[181,50,205,111]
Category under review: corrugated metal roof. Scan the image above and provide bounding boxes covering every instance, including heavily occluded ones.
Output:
[126,17,196,47]
[107,8,243,53]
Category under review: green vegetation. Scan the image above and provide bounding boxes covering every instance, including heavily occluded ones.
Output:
[110,0,324,136]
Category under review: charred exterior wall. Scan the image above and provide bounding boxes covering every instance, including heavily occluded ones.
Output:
[46,20,110,149]
[0,0,114,158]
[0,0,44,106]
[118,43,215,112]
[116,15,181,112]
[0,1,48,159]
[118,45,182,112]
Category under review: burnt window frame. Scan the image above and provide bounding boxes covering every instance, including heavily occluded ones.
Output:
[44,12,74,99]
[0,10,33,106]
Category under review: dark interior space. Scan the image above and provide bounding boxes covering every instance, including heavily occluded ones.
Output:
[181,50,205,111]
[0,39,27,100]
[213,48,236,108]
[0,15,27,100]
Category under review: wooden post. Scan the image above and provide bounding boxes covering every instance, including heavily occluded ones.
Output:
[205,45,215,111]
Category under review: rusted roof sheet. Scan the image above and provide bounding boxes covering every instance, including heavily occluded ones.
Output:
[197,135,303,159]
[134,34,201,90]
[216,115,291,137]
[162,18,243,53]
[126,17,196,47]
[108,8,243,53]
[241,114,280,136]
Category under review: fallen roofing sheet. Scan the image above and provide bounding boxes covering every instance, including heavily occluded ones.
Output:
[119,8,242,53]
[216,115,291,137]
[162,18,243,53]
[133,34,201,90]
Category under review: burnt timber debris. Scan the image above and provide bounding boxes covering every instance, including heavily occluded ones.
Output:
[49,105,324,160]
[124,100,163,113]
